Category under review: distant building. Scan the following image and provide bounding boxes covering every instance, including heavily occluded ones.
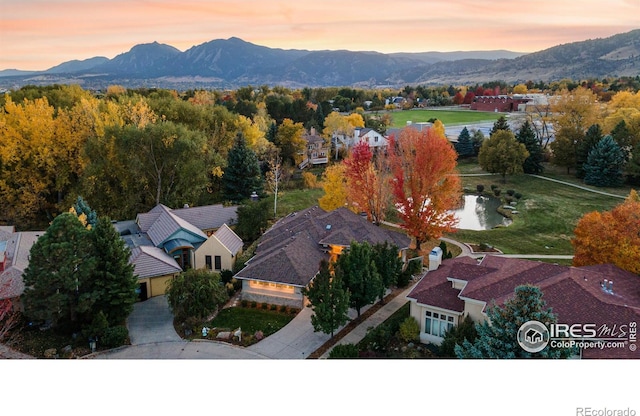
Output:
[470,95,532,112]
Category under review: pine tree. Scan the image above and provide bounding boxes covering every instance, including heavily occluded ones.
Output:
[266,122,278,143]
[454,127,474,158]
[455,285,575,358]
[89,217,138,326]
[73,196,98,229]
[302,260,350,338]
[222,132,263,202]
[372,241,403,302]
[583,136,626,187]
[471,129,485,156]
[516,120,545,174]
[489,115,510,136]
[336,241,382,317]
[22,213,96,332]
[576,124,604,179]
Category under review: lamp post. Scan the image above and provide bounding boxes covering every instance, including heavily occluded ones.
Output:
[89,337,96,353]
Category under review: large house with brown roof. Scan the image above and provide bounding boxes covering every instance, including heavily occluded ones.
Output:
[234,206,411,308]
[0,227,41,308]
[116,203,242,300]
[407,255,640,358]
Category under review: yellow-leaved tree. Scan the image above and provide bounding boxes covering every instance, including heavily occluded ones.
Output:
[318,164,348,211]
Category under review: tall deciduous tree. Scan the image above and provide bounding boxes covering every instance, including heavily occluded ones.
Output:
[22,213,97,332]
[387,128,462,250]
[302,260,350,338]
[222,132,263,203]
[274,118,306,166]
[89,217,138,326]
[516,120,545,174]
[336,241,382,317]
[572,191,640,274]
[478,130,529,182]
[583,136,626,187]
[343,142,389,224]
[455,285,575,359]
[318,164,348,212]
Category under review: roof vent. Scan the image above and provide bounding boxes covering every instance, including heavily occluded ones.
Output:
[183,204,189,209]
[325,224,332,230]
[601,279,614,294]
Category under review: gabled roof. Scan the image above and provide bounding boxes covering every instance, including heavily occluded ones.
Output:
[236,206,410,286]
[130,245,182,279]
[0,231,42,300]
[143,205,207,247]
[213,224,243,256]
[172,204,238,231]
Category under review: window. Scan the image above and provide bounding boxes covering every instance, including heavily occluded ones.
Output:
[205,255,212,270]
[425,311,454,337]
[214,255,221,270]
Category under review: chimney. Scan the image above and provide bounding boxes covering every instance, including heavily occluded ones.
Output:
[183,204,189,209]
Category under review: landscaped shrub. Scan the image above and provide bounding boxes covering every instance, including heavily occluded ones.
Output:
[241,300,248,308]
[251,301,257,308]
[232,278,242,292]
[493,188,501,197]
[398,317,420,343]
[506,189,515,196]
[514,192,522,200]
[490,184,498,191]
[439,315,478,358]
[279,305,287,313]
[270,304,277,311]
[254,330,264,341]
[100,326,129,349]
[302,171,318,189]
[328,343,360,359]
[261,302,268,310]
[220,269,234,285]
[476,184,485,195]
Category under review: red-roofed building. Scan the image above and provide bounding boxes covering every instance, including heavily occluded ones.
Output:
[407,256,640,358]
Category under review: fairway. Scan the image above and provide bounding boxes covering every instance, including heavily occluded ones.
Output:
[389,108,503,128]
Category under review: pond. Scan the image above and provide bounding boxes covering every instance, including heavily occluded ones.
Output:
[451,195,512,230]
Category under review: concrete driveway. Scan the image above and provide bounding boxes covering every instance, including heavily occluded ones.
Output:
[126,295,182,345]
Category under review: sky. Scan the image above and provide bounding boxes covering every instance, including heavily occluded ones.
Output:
[1,0,639,71]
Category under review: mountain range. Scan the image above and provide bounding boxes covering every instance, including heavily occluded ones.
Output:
[1,29,639,90]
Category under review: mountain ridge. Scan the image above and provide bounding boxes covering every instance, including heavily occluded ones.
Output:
[1,30,638,90]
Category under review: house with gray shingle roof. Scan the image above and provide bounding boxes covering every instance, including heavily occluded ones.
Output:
[118,203,241,300]
[234,206,411,308]
[407,255,640,358]
[0,230,42,306]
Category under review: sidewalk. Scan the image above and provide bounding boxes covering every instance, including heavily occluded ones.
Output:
[318,280,420,359]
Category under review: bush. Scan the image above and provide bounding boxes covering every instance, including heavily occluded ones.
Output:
[490,184,498,191]
[476,184,485,194]
[270,304,277,311]
[493,188,501,197]
[241,300,248,308]
[100,325,129,349]
[251,301,257,308]
[329,343,360,359]
[398,317,420,343]
[302,171,318,189]
[279,305,288,313]
[439,315,478,358]
[261,302,268,310]
[514,192,522,200]
[506,189,515,196]
[220,269,234,285]
[254,330,265,341]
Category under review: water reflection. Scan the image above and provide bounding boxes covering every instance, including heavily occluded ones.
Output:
[451,195,512,230]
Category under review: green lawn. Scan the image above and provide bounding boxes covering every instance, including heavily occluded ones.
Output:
[275,187,323,217]
[388,109,503,128]
[449,162,628,255]
[208,306,296,337]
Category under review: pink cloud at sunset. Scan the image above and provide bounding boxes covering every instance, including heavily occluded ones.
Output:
[1,0,638,70]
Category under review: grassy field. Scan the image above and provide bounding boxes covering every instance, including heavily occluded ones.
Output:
[388,109,503,128]
[449,160,630,255]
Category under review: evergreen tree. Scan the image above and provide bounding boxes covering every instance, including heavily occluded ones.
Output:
[439,314,477,358]
[222,132,263,203]
[73,196,98,229]
[583,135,626,187]
[266,122,278,144]
[234,197,272,243]
[576,124,604,179]
[455,285,575,358]
[89,217,138,326]
[454,127,474,158]
[314,103,325,131]
[516,120,545,174]
[302,260,350,338]
[22,213,96,332]
[372,241,403,302]
[336,241,382,317]
[489,115,510,136]
[471,129,485,156]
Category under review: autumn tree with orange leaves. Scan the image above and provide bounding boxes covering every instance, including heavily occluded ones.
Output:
[387,127,462,250]
[572,190,640,274]
[343,141,390,224]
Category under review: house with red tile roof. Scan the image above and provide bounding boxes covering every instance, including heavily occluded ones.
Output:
[407,255,640,358]
[235,206,411,308]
